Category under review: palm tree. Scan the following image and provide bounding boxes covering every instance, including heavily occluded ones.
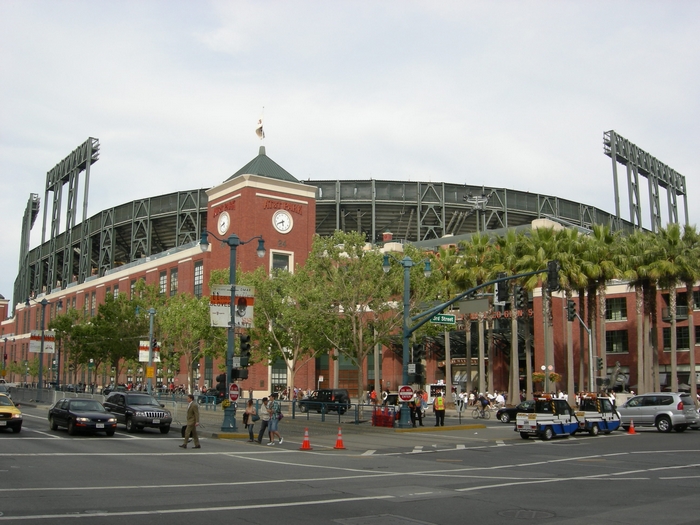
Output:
[556,228,588,396]
[618,229,657,394]
[650,224,684,393]
[678,225,700,403]
[493,229,526,404]
[517,226,560,393]
[580,224,621,389]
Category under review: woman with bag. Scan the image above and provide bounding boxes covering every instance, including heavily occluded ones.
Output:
[243,398,258,443]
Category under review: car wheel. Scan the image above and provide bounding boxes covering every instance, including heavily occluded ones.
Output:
[541,427,554,441]
[674,425,687,433]
[656,416,672,433]
[105,430,115,436]
[519,432,530,440]
[499,413,511,424]
[298,404,307,413]
[125,417,136,433]
[160,425,171,434]
[49,416,59,431]
[338,407,346,415]
[590,423,600,436]
[68,420,77,436]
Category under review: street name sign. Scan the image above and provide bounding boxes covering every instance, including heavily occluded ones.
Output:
[430,314,456,325]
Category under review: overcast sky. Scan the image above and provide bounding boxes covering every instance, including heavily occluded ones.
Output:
[1,0,699,310]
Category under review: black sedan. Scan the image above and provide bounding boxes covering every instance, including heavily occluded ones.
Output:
[48,398,118,436]
[495,400,535,423]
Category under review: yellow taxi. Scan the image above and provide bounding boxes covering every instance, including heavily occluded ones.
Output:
[0,393,22,433]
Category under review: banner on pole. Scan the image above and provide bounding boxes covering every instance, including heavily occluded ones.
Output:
[209,284,255,328]
[29,330,56,354]
[139,340,161,362]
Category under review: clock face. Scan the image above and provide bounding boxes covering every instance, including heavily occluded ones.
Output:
[273,210,293,234]
[217,212,230,235]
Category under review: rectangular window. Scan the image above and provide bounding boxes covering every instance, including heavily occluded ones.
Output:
[106,287,111,298]
[159,271,167,295]
[194,261,203,298]
[663,326,690,350]
[606,330,629,354]
[130,279,137,299]
[91,292,96,317]
[272,253,290,272]
[271,357,287,392]
[606,297,627,321]
[169,268,178,296]
[114,285,119,299]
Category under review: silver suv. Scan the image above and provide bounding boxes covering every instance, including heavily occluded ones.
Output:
[617,392,698,433]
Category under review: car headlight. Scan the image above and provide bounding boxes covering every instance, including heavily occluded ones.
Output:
[11,413,22,419]
[76,417,90,422]
[135,411,145,417]
[107,417,117,423]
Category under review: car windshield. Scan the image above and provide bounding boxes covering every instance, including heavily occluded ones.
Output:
[70,400,105,412]
[127,394,160,406]
[0,396,13,406]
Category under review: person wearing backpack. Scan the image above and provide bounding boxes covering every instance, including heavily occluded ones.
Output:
[267,392,284,445]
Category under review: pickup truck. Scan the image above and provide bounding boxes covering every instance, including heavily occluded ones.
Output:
[516,397,580,440]
[575,394,621,435]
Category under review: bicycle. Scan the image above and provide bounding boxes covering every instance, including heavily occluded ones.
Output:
[471,406,491,420]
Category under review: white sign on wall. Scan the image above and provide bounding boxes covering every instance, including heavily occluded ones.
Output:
[29,330,56,354]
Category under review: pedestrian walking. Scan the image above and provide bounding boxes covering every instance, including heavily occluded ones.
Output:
[267,392,284,445]
[243,399,257,442]
[257,397,270,444]
[433,391,445,427]
[180,393,201,449]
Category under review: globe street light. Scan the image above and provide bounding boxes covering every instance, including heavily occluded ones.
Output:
[200,230,265,431]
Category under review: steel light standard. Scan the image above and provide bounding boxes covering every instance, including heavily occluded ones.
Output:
[200,230,265,431]
[25,298,49,402]
[382,254,431,428]
[2,337,9,379]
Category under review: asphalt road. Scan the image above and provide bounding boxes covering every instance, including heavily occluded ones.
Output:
[2,405,700,524]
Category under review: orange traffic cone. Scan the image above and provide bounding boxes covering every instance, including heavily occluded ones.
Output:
[334,427,346,450]
[300,428,313,450]
[627,419,636,435]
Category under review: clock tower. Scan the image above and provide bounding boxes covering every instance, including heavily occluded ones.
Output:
[202,146,316,294]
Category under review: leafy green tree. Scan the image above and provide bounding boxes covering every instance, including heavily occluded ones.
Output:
[303,231,436,399]
[158,292,214,393]
[242,265,320,390]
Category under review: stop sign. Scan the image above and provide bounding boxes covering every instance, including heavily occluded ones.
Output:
[398,385,414,402]
[229,383,240,402]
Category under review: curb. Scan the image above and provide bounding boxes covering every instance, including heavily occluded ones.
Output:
[394,423,486,433]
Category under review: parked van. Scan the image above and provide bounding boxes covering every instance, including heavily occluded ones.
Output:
[298,389,351,414]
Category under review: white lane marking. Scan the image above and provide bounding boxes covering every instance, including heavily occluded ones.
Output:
[361,450,376,455]
[411,446,423,453]
[495,440,506,446]
[456,444,465,450]
[0,495,394,521]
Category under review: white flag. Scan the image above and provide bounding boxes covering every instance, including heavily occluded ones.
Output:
[255,118,265,139]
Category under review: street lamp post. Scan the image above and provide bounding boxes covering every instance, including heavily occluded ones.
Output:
[382,254,431,428]
[2,337,8,380]
[200,230,265,432]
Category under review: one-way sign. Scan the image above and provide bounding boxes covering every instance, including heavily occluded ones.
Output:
[431,313,456,325]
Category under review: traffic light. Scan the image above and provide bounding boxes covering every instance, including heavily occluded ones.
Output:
[496,272,508,302]
[547,260,560,291]
[239,334,251,367]
[566,300,576,321]
[413,343,424,361]
[215,373,227,394]
[596,357,604,371]
[516,287,528,309]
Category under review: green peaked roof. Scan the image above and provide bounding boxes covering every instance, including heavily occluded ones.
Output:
[226,146,299,183]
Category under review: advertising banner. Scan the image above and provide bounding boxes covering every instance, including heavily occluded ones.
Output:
[29,330,56,354]
[209,284,255,328]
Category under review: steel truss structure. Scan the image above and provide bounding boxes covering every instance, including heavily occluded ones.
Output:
[604,130,688,232]
[310,179,634,244]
